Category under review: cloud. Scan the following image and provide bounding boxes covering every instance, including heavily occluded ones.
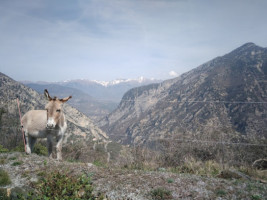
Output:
[1,0,267,82]
[169,70,178,77]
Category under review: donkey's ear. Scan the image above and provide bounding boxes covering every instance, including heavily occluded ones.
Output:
[44,89,52,101]
[60,96,72,103]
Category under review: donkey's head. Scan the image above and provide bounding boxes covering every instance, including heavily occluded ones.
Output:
[44,89,72,129]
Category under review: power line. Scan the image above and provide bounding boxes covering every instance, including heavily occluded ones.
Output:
[147,137,267,147]
[2,125,267,147]
[118,99,267,104]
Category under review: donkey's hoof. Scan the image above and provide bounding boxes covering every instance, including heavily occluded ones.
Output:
[26,147,31,155]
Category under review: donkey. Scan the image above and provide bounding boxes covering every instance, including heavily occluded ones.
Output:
[21,89,72,160]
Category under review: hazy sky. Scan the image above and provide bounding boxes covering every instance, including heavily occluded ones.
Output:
[0,0,267,82]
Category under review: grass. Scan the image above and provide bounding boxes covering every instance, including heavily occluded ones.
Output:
[0,169,11,186]
[170,157,221,177]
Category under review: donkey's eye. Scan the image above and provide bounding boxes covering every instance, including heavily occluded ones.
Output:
[56,109,61,113]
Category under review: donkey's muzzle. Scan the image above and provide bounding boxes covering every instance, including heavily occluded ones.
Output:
[47,118,56,129]
[46,124,56,129]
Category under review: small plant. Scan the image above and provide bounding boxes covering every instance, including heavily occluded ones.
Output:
[0,145,9,153]
[8,156,17,160]
[12,161,23,166]
[216,189,226,197]
[167,178,174,183]
[251,194,262,200]
[0,158,6,165]
[93,160,105,167]
[150,188,172,200]
[0,169,11,186]
[37,171,45,177]
[43,160,47,166]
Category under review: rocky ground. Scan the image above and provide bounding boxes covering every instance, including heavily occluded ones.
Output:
[0,152,266,200]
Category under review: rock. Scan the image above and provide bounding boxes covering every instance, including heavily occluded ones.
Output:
[217,169,251,180]
[252,159,267,170]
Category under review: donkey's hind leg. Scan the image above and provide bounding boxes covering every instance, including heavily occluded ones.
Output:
[24,131,32,155]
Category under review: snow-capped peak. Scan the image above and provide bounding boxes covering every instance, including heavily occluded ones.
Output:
[91,77,156,87]
[59,77,160,87]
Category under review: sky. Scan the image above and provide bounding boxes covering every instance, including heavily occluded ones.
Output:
[0,0,267,82]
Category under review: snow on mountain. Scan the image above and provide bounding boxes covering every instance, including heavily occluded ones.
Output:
[66,77,159,87]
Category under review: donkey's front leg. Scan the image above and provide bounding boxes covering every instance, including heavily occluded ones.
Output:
[56,135,63,161]
[47,134,53,159]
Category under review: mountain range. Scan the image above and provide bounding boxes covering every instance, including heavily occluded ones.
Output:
[23,77,161,121]
[98,43,267,146]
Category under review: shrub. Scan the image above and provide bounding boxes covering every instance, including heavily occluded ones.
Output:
[0,145,9,153]
[0,169,11,186]
[216,189,226,197]
[8,157,17,160]
[11,144,25,152]
[0,158,6,165]
[150,188,172,200]
[33,143,48,156]
[12,161,23,166]
[27,171,99,200]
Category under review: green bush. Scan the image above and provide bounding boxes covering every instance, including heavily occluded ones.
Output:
[11,144,25,152]
[8,157,17,160]
[0,158,6,165]
[0,145,9,153]
[12,161,23,166]
[216,189,227,197]
[150,188,172,200]
[33,143,48,156]
[26,171,99,200]
[0,169,11,186]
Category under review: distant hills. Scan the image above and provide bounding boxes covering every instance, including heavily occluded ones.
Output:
[99,43,267,145]
[23,77,161,121]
